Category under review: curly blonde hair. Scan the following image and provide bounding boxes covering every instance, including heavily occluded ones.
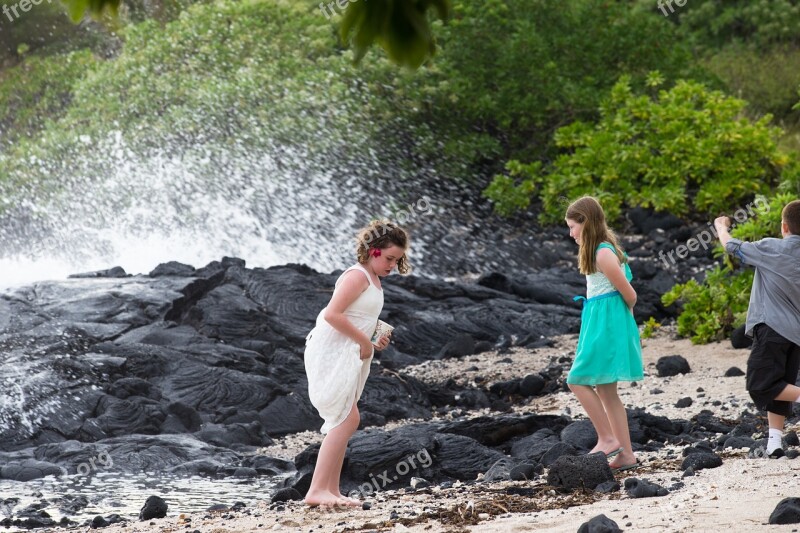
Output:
[355,219,411,274]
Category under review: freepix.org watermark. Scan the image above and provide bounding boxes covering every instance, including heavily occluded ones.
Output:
[2,0,52,22]
[658,196,769,268]
[364,196,433,245]
[319,0,361,19]
[657,0,691,17]
[348,448,433,499]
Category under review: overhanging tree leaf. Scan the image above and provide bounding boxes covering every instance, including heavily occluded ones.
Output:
[60,0,450,69]
[340,0,451,69]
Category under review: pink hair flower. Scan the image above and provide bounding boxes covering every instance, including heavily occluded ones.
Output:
[370,248,382,258]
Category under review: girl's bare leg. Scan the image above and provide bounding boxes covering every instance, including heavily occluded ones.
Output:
[568,383,621,455]
[596,383,636,467]
[305,403,361,507]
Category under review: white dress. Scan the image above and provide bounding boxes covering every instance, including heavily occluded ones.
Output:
[304,264,383,434]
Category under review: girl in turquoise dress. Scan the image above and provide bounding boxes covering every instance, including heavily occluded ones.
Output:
[565,196,644,472]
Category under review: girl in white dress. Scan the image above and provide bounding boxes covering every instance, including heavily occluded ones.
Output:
[303,220,410,507]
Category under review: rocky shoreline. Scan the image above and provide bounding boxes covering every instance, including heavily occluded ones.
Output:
[19,330,800,533]
[1,245,788,531]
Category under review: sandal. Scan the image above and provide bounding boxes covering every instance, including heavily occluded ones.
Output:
[605,447,624,459]
[611,461,639,473]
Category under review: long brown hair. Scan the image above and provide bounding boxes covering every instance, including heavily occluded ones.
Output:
[355,219,411,274]
[565,196,626,274]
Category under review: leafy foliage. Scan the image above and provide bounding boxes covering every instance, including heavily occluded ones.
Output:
[61,0,451,68]
[340,0,451,69]
[676,0,800,51]
[0,50,97,143]
[485,76,789,223]
[704,44,800,124]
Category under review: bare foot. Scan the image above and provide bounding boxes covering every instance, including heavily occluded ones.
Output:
[337,496,362,507]
[608,451,636,469]
[331,491,362,507]
[305,490,344,507]
[589,439,622,456]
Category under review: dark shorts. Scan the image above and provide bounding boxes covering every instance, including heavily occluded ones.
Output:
[746,323,800,417]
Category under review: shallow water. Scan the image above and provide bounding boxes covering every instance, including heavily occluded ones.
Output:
[0,471,285,531]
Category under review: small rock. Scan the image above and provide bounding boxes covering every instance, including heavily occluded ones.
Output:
[519,374,546,397]
[675,397,693,408]
[724,367,745,377]
[656,355,690,377]
[546,453,614,492]
[681,452,723,472]
[509,463,538,481]
[593,481,620,494]
[723,436,755,450]
[138,496,167,521]
[577,513,622,532]
[624,477,668,498]
[270,488,302,503]
[770,497,800,524]
[410,477,430,489]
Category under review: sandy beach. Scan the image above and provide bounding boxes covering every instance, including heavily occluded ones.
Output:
[87,328,800,533]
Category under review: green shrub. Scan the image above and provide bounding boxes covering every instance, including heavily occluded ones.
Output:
[676,0,800,51]
[704,44,800,124]
[0,50,97,143]
[485,75,790,223]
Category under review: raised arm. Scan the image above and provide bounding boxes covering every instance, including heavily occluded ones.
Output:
[596,247,637,310]
[714,216,733,248]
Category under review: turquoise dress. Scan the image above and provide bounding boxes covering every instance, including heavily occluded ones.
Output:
[567,242,644,386]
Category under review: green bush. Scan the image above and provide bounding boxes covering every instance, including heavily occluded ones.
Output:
[485,75,790,223]
[704,44,800,125]
[661,191,796,344]
[0,50,97,143]
[676,0,800,51]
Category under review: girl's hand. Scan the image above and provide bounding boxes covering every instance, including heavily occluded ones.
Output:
[359,339,374,360]
[373,333,392,352]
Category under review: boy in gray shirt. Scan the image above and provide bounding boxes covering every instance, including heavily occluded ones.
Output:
[716,199,800,457]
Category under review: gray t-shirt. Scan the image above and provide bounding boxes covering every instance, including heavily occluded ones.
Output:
[726,235,800,346]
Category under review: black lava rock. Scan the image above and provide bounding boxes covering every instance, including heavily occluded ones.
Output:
[594,481,620,494]
[138,496,167,521]
[656,355,691,377]
[519,374,546,397]
[560,420,597,452]
[675,397,693,408]
[681,452,723,472]
[577,513,622,533]
[540,442,578,467]
[546,453,614,492]
[509,463,538,481]
[624,477,669,498]
[723,436,755,450]
[769,497,800,524]
[270,488,302,503]
[724,366,745,377]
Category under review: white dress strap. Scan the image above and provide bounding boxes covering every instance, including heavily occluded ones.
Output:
[336,264,375,289]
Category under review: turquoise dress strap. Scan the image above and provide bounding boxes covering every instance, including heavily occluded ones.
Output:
[596,242,633,281]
